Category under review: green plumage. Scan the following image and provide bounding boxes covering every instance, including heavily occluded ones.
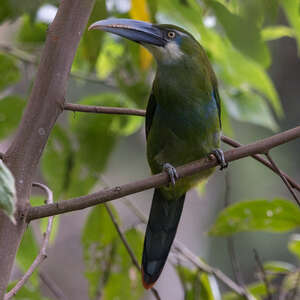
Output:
[142,25,221,287]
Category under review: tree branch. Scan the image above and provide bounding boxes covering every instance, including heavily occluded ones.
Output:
[222,136,300,192]
[0,1,95,296]
[253,249,272,300]
[64,103,145,116]
[265,153,299,205]
[26,126,300,221]
[104,204,161,300]
[4,182,54,300]
[62,103,300,192]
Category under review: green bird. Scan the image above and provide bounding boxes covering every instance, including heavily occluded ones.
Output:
[89,18,226,289]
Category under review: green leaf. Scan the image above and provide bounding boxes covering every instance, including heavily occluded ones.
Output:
[82,206,144,300]
[176,266,221,300]
[0,96,25,140]
[207,1,270,67]
[0,54,20,91]
[264,261,296,273]
[42,126,72,198]
[74,0,107,71]
[281,0,300,54]
[223,89,278,131]
[223,281,267,300]
[209,199,300,236]
[262,26,295,41]
[82,205,119,299]
[16,227,39,286]
[0,160,16,223]
[288,234,300,260]
[18,15,47,44]
[102,229,144,300]
[96,36,125,79]
[70,93,142,173]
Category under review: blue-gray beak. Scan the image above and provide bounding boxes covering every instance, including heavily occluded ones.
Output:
[89,18,166,47]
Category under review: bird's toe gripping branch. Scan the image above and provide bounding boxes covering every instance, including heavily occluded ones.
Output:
[163,163,179,186]
[210,149,228,170]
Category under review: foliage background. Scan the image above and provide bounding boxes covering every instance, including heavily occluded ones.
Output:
[0,0,299,299]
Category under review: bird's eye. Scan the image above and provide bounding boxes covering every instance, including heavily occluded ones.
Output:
[167,31,176,39]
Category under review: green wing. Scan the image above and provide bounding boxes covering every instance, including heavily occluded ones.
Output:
[145,92,157,139]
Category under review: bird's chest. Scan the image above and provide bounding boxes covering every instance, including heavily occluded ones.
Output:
[147,100,220,174]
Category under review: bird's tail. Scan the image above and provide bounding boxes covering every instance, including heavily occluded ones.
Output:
[141,188,186,289]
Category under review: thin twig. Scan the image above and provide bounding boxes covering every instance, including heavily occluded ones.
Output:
[27,126,300,221]
[265,152,300,206]
[5,182,54,300]
[39,271,67,300]
[253,249,272,300]
[64,103,145,116]
[224,172,245,290]
[104,204,161,300]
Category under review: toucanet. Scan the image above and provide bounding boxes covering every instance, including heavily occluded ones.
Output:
[89,18,227,289]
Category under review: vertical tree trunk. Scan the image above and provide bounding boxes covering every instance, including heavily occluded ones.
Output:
[0,0,95,297]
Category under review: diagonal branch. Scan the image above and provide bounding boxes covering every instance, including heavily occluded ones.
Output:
[62,103,300,192]
[26,126,300,221]
[222,136,300,192]
[4,182,54,300]
[265,152,300,205]
[104,204,161,300]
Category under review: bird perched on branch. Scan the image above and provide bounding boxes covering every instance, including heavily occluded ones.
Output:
[89,18,226,289]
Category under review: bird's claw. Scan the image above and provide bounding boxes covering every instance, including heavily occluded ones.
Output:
[163,163,178,186]
[209,149,228,170]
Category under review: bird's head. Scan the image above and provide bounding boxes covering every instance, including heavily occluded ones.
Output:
[89,18,201,66]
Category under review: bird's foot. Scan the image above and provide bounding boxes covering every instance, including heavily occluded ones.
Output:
[163,163,178,186]
[209,149,228,170]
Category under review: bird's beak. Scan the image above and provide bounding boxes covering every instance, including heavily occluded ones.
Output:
[89,18,166,47]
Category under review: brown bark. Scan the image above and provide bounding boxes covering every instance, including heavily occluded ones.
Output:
[0,0,95,297]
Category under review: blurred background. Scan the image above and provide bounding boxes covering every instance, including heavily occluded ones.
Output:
[0,0,299,299]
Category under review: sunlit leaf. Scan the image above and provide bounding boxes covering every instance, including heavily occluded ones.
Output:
[223,281,267,300]
[209,199,300,236]
[16,227,39,286]
[288,234,300,260]
[0,54,20,91]
[262,26,295,41]
[96,36,124,79]
[264,261,296,273]
[281,0,300,54]
[130,0,153,70]
[0,160,16,223]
